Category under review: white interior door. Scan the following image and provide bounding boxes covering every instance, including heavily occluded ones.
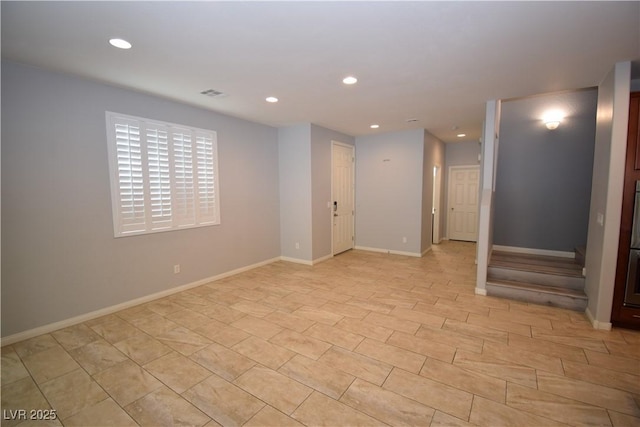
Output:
[332,142,354,255]
[448,166,479,242]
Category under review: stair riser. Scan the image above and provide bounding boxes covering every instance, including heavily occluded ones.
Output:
[486,284,588,312]
[488,266,585,290]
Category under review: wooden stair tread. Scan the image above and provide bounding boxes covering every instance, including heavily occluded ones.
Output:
[486,278,588,299]
[490,251,582,277]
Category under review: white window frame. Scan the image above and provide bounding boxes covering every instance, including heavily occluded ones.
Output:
[106,111,220,237]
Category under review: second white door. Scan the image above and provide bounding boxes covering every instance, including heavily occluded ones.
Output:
[332,142,354,255]
[448,166,479,242]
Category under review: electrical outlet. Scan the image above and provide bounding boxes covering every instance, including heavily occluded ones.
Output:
[402,237,407,243]
[173,264,181,274]
[295,242,300,250]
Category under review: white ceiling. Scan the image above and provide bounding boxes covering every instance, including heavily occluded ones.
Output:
[2,1,639,143]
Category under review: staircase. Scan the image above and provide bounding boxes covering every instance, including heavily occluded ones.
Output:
[485,249,588,311]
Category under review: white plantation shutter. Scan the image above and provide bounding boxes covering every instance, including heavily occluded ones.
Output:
[106,112,220,237]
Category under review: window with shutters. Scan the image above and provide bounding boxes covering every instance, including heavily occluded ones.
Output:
[105,112,220,237]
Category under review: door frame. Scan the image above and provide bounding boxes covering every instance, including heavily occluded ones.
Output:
[432,164,442,244]
[447,164,480,241]
[331,141,355,255]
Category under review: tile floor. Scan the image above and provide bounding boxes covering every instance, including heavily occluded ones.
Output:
[2,241,640,426]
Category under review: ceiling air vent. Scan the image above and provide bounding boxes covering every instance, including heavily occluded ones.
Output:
[200,89,227,98]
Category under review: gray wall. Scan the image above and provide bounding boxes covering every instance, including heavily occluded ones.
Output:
[444,141,481,239]
[355,129,425,254]
[493,89,597,252]
[2,61,281,337]
[278,124,312,261]
[310,125,354,260]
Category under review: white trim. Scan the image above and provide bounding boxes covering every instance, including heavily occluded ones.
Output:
[475,287,488,296]
[355,246,423,258]
[1,256,281,346]
[280,256,313,266]
[421,247,432,257]
[312,254,334,265]
[493,245,575,259]
[585,307,612,330]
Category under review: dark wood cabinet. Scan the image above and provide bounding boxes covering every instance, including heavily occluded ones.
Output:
[613,91,640,329]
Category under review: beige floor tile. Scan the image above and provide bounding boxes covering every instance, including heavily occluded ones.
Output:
[292,306,344,326]
[531,327,609,353]
[231,315,283,339]
[469,396,567,427]
[21,346,80,384]
[234,365,312,414]
[64,398,137,427]
[489,307,554,329]
[262,295,305,313]
[340,378,435,426]
[430,410,477,427]
[389,306,446,329]
[182,374,265,427]
[442,318,508,344]
[228,288,269,302]
[1,351,30,386]
[50,324,101,351]
[198,303,247,323]
[537,370,640,417]
[243,405,304,427]
[305,323,364,350]
[453,350,537,388]
[278,354,355,399]
[318,346,392,386]
[125,386,210,427]
[113,332,172,364]
[144,297,186,316]
[584,349,640,376]
[482,341,564,375]
[115,305,158,322]
[382,367,473,420]
[129,313,179,336]
[93,360,163,406]
[605,341,640,360]
[88,317,140,344]
[363,311,420,334]
[39,369,107,419]
[309,289,353,303]
[507,333,588,363]
[68,339,128,375]
[608,410,640,427]
[12,335,59,358]
[620,330,640,345]
[506,382,613,426]
[189,342,255,381]
[421,358,506,403]
[320,300,370,319]
[165,308,211,329]
[1,377,52,427]
[368,294,418,309]
[415,324,483,353]
[171,293,213,311]
[143,351,212,394]
[335,317,393,342]
[413,301,470,322]
[455,293,511,311]
[156,326,213,356]
[264,311,316,333]
[232,336,295,369]
[292,391,386,426]
[562,359,640,395]
[355,338,425,373]
[269,329,332,360]
[434,298,491,317]
[230,300,275,318]
[345,298,394,314]
[467,313,532,337]
[386,330,457,363]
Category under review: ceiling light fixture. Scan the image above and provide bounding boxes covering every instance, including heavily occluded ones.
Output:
[370,124,380,129]
[342,76,358,85]
[542,110,564,130]
[108,38,132,49]
[265,96,278,103]
[457,133,466,138]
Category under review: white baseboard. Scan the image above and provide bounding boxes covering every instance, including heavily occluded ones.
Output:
[421,247,432,257]
[280,256,313,266]
[1,256,282,346]
[355,246,423,258]
[493,245,575,259]
[475,287,487,296]
[312,254,333,265]
[585,307,612,331]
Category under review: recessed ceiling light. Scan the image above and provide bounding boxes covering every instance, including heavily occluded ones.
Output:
[109,38,132,49]
[370,124,380,129]
[342,76,358,85]
[265,96,278,103]
[457,133,466,138]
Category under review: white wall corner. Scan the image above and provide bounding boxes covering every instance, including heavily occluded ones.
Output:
[585,307,613,331]
[475,287,487,296]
